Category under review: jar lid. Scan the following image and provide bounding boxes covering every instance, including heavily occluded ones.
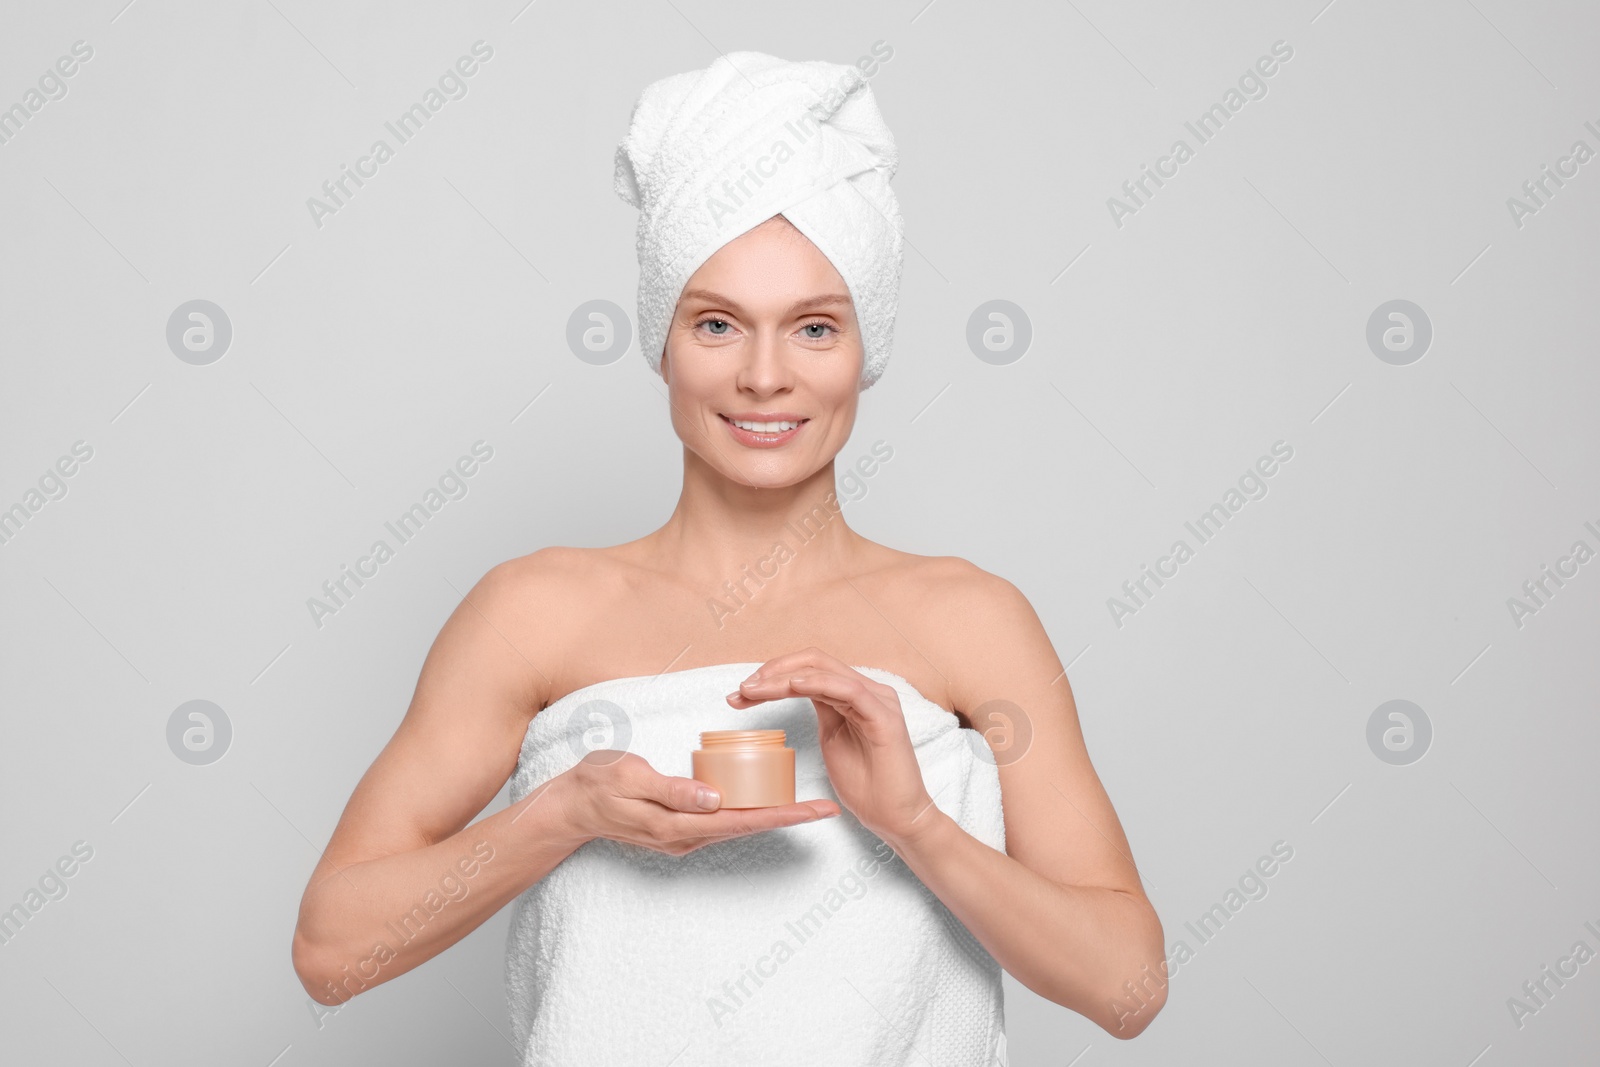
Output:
[698,729,787,748]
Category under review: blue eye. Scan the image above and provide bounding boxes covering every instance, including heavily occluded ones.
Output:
[801,322,835,339]
[698,318,730,335]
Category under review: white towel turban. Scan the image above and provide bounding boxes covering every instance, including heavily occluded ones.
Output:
[614,50,905,391]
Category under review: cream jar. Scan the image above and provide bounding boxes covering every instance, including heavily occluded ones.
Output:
[691,730,796,808]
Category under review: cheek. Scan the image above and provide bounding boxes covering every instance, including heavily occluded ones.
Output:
[666,364,717,409]
[824,378,860,419]
[664,381,725,448]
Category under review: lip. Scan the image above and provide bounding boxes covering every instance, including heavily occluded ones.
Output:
[719,412,809,448]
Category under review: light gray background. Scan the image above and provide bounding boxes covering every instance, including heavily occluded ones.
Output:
[2,0,1596,1063]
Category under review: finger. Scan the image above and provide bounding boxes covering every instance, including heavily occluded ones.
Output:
[732,647,855,696]
[646,802,835,856]
[740,669,884,723]
[678,800,842,841]
[644,773,726,813]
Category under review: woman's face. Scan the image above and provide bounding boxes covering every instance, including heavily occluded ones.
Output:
[661,215,862,488]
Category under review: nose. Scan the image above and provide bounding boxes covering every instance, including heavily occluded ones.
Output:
[736,325,794,395]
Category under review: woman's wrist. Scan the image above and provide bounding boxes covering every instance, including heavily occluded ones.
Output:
[512,772,595,851]
[876,805,957,858]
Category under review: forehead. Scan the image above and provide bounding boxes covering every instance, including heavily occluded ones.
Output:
[678,288,853,319]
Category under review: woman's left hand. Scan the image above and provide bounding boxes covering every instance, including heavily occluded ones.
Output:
[727,647,937,845]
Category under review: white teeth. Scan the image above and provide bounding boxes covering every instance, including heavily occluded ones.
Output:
[730,418,800,433]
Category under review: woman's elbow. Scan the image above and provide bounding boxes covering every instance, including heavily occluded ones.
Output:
[1101,973,1167,1039]
[292,927,347,1006]
[1098,908,1170,1038]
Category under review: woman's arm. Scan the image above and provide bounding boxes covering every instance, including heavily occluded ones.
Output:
[292,551,842,1005]
[888,565,1168,1038]
[735,565,1169,1037]
[291,555,581,1005]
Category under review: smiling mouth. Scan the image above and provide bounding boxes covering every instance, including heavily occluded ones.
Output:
[719,414,809,435]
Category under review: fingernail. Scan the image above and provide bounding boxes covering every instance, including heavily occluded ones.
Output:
[696,787,720,809]
[725,690,741,701]
[740,672,759,686]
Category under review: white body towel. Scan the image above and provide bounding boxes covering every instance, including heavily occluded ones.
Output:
[505,662,1008,1066]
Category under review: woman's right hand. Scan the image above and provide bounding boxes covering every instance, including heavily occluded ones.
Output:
[557,750,840,855]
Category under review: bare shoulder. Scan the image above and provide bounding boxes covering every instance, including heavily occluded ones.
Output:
[884,552,1037,622]
[480,544,642,629]
[454,546,617,702]
[469,545,591,617]
[892,554,1062,714]
[907,554,1023,599]
[920,556,1047,648]
[483,544,604,592]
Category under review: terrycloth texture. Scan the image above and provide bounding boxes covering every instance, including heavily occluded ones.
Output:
[613,51,906,392]
[505,662,1007,1066]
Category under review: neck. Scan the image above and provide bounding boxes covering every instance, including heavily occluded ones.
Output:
[644,446,860,595]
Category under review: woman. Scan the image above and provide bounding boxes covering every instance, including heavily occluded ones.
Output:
[292,51,1166,1064]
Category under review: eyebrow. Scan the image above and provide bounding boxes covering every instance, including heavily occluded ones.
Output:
[678,289,853,315]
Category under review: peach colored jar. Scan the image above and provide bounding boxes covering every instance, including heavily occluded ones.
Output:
[691,730,795,808]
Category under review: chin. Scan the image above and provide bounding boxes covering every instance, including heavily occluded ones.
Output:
[727,460,817,489]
